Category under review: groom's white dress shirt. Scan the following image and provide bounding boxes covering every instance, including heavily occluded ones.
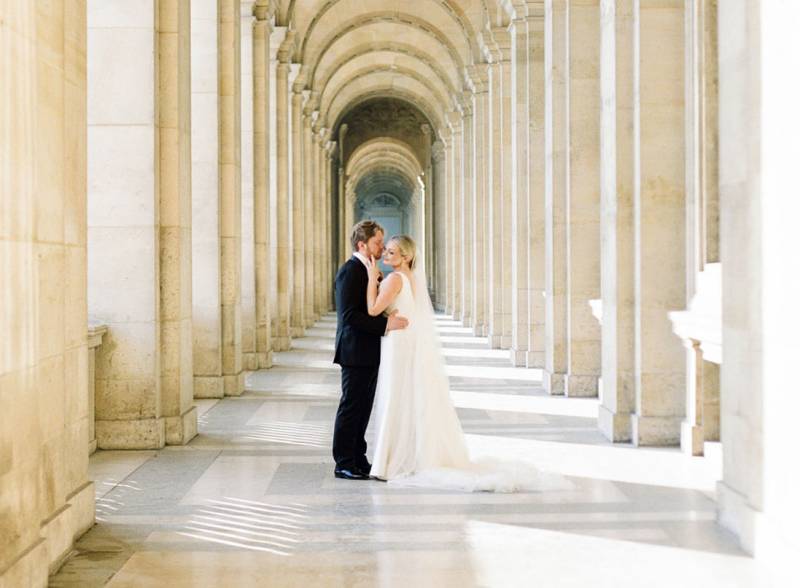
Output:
[353,252,370,270]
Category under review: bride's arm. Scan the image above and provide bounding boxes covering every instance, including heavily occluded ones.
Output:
[367,272,402,316]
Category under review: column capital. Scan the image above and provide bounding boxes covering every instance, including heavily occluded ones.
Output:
[461,92,474,117]
[466,64,490,93]
[487,28,511,62]
[432,140,446,163]
[253,0,278,21]
[277,30,295,63]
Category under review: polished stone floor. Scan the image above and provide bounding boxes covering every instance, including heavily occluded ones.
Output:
[51,315,768,587]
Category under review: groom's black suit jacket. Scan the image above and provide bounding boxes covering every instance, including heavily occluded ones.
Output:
[333,257,388,367]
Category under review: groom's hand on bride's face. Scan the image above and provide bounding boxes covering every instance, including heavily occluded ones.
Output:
[386,310,409,331]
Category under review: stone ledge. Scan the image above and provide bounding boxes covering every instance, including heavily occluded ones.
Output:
[631,414,682,446]
[1,537,48,588]
[165,406,198,446]
[598,405,632,442]
[1,481,94,587]
[96,417,166,449]
[566,374,599,398]
[193,375,224,399]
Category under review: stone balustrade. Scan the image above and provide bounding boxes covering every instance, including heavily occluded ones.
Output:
[87,324,108,455]
[669,263,722,456]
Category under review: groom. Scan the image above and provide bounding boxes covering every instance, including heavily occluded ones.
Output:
[332,220,408,480]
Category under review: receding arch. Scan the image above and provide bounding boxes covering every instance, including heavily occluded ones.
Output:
[296,0,480,63]
[300,13,467,89]
[321,66,453,130]
[326,82,446,133]
[312,44,461,106]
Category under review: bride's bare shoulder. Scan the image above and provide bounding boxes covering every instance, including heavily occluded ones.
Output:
[382,272,403,293]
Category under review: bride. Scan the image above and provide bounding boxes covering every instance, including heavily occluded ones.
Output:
[364,235,551,492]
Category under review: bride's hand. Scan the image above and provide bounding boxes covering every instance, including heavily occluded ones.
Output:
[366,255,381,282]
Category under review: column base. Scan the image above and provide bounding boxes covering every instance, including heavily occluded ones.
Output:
[2,480,96,586]
[630,414,682,446]
[42,481,95,575]
[489,334,503,349]
[472,322,485,336]
[273,336,291,352]
[718,480,800,586]
[258,350,273,369]
[717,481,756,554]
[598,405,632,442]
[566,374,599,398]
[462,314,472,328]
[544,371,566,396]
[2,538,48,587]
[501,335,512,348]
[96,417,166,449]
[509,348,528,367]
[88,439,98,455]
[165,406,198,445]
[290,326,305,338]
[525,351,545,369]
[242,352,259,371]
[194,375,224,399]
[223,372,245,397]
[681,420,705,456]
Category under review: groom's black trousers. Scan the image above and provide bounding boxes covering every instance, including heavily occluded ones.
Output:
[333,365,379,470]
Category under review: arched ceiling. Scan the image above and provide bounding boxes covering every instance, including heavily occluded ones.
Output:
[274,1,512,200]
[275,0,513,136]
[346,137,422,203]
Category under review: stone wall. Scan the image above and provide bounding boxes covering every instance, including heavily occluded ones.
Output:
[1,1,94,584]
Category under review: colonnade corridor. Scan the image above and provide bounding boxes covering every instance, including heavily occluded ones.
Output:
[49,314,761,587]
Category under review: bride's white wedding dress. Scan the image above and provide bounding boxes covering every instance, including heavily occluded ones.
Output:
[369,267,565,493]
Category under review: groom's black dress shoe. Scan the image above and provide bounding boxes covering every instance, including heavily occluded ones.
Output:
[334,467,369,480]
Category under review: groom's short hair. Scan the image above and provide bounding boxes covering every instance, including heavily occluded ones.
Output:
[351,220,384,251]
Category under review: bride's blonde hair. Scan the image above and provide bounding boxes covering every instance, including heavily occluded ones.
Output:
[388,235,417,270]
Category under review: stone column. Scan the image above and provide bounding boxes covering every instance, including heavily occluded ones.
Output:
[487,48,503,346]
[421,125,434,284]
[302,112,316,325]
[440,128,453,314]
[338,124,349,263]
[510,9,530,366]
[253,3,273,369]
[344,184,356,261]
[157,0,198,436]
[528,6,547,368]
[240,2,257,371]
[219,0,244,396]
[448,112,463,320]
[565,0,601,396]
[318,132,329,312]
[273,42,292,350]
[460,99,474,328]
[469,66,490,336]
[191,0,223,398]
[544,1,568,393]
[716,2,800,577]
[268,25,286,347]
[487,29,513,349]
[598,0,687,443]
[1,2,95,582]
[89,0,197,445]
[432,141,448,308]
[598,0,635,439]
[290,86,306,337]
[315,128,326,316]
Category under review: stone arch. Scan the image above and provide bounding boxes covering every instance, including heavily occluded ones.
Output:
[311,44,461,106]
[321,66,453,129]
[346,137,424,176]
[293,0,481,64]
[325,82,446,133]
